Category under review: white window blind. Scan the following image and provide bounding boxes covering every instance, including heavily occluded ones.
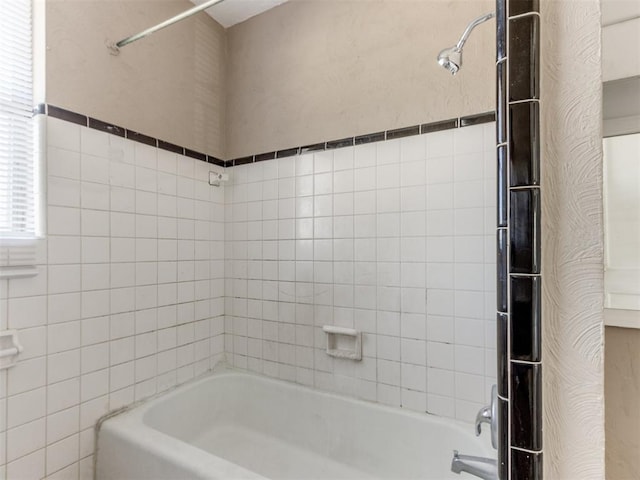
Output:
[0,0,36,241]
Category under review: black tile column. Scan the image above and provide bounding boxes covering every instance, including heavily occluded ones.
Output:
[496,1,542,479]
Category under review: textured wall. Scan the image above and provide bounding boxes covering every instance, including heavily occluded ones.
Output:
[605,326,640,479]
[46,0,227,158]
[225,0,495,159]
[540,1,605,478]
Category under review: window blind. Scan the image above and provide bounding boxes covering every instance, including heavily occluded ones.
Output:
[0,0,36,241]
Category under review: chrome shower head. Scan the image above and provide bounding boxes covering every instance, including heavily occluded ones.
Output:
[437,12,495,75]
[437,46,462,75]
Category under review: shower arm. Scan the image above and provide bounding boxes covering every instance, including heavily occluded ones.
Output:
[107,0,227,55]
[455,12,495,50]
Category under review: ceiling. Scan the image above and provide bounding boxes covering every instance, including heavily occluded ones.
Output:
[191,0,289,28]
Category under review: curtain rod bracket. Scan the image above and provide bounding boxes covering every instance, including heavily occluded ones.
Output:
[108,0,226,53]
[106,41,121,56]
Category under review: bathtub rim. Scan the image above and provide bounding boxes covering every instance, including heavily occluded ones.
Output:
[100,365,494,441]
[95,365,495,479]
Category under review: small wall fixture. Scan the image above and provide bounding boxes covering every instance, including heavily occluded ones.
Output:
[209,171,229,187]
[0,330,24,370]
[322,325,362,361]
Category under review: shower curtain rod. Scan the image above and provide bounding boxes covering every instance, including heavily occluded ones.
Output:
[108,0,226,55]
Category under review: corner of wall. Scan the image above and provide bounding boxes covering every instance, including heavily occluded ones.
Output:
[540,1,605,478]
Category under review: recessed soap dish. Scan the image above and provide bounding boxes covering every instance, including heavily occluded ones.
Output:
[322,325,362,361]
[0,330,23,370]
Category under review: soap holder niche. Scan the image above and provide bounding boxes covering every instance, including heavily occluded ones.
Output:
[0,330,23,370]
[322,326,362,361]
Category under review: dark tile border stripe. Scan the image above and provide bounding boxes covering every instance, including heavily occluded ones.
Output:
[511,449,542,479]
[89,117,125,137]
[43,103,497,171]
[355,131,386,145]
[496,2,543,479]
[185,149,206,161]
[233,156,254,166]
[126,130,157,148]
[44,104,222,167]
[421,118,459,134]
[228,112,494,166]
[276,147,300,159]
[207,156,225,168]
[254,152,276,163]
[48,105,87,126]
[299,143,326,154]
[386,125,420,140]
[158,140,184,155]
[326,137,355,149]
[461,111,496,127]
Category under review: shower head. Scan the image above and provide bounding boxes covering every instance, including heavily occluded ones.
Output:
[437,12,495,75]
[437,46,462,75]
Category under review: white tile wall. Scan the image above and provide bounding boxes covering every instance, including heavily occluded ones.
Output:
[224,124,497,423]
[1,118,496,480]
[0,117,225,479]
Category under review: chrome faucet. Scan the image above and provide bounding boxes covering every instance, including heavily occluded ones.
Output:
[475,385,498,449]
[450,385,499,480]
[475,404,492,435]
[451,451,497,480]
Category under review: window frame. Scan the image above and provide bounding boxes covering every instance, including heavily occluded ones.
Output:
[0,0,46,278]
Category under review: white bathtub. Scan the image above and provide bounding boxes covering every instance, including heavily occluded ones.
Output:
[96,369,493,479]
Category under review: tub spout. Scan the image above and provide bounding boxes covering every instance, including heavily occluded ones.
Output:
[451,450,497,480]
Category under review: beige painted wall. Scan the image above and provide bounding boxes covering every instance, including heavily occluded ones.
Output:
[225,0,495,158]
[46,0,226,157]
[606,326,640,479]
[541,1,605,478]
[47,0,495,160]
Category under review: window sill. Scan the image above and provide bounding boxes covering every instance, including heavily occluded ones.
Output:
[604,308,640,329]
